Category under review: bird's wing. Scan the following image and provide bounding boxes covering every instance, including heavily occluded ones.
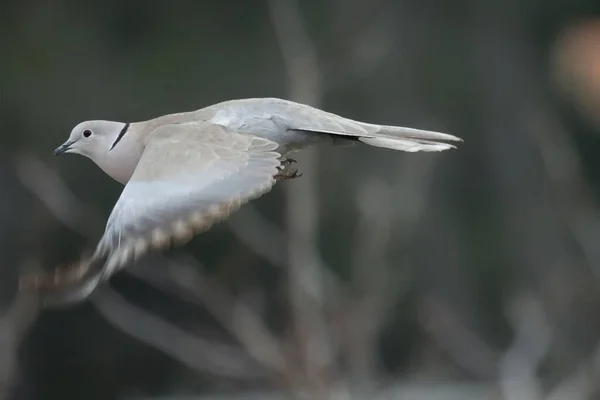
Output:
[29,122,281,305]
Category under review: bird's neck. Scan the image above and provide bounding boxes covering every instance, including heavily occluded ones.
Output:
[96,124,146,184]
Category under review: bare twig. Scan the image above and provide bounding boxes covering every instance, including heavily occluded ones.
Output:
[545,362,596,400]
[470,1,600,394]
[91,285,268,380]
[14,153,104,237]
[267,0,321,104]
[0,286,40,399]
[126,255,287,373]
[527,106,600,279]
[498,292,550,400]
[419,296,500,380]
[227,206,286,267]
[127,381,496,400]
[227,206,346,305]
[343,179,403,384]
[268,0,338,397]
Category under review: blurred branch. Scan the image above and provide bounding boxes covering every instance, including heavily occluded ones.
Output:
[470,0,600,393]
[528,107,600,279]
[0,280,40,399]
[498,292,550,400]
[324,1,396,93]
[14,153,104,237]
[419,296,500,380]
[128,382,495,400]
[91,285,267,380]
[545,361,597,400]
[227,207,286,267]
[268,0,339,397]
[126,255,287,373]
[342,179,405,384]
[267,0,321,104]
[420,291,599,400]
[227,207,346,303]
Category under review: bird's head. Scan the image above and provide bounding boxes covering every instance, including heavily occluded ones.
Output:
[55,120,129,159]
[55,120,142,184]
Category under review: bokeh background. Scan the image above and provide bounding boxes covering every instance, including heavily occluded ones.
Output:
[2,0,600,399]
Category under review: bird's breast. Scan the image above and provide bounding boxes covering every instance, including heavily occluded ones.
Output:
[96,139,145,184]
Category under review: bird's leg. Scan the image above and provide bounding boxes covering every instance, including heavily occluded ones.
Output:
[275,158,302,180]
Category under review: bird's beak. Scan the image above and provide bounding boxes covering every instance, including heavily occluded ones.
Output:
[54,140,75,156]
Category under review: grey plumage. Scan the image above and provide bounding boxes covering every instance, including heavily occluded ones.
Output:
[32,97,461,306]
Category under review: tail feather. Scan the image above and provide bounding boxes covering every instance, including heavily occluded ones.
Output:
[359,124,462,152]
[284,112,462,153]
[374,124,462,143]
[359,136,456,152]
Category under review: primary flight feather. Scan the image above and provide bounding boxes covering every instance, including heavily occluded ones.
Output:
[32,97,462,306]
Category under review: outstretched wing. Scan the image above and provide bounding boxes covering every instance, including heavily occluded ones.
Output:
[29,122,281,305]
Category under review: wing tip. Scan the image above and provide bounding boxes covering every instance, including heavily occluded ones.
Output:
[20,250,108,308]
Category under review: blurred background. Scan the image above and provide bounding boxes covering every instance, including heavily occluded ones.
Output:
[2,0,600,399]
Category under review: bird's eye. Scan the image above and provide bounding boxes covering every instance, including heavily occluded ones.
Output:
[83,129,92,138]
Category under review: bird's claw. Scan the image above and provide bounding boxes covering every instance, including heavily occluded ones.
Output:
[275,158,302,180]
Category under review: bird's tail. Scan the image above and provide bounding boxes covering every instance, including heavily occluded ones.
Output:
[359,125,462,152]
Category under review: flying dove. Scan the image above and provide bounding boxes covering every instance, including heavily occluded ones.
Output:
[28,97,461,306]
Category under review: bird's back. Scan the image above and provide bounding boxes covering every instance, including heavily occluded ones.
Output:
[137,97,460,153]
[139,98,338,152]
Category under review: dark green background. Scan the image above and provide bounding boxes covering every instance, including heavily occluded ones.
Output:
[2,0,600,399]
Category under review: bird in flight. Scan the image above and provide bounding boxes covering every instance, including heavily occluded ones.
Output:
[25,97,461,306]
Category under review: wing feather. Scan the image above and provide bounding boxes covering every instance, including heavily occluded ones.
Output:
[31,122,281,305]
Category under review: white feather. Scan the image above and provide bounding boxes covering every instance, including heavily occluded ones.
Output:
[358,136,456,152]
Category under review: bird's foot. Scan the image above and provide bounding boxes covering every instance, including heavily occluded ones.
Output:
[275,158,302,180]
